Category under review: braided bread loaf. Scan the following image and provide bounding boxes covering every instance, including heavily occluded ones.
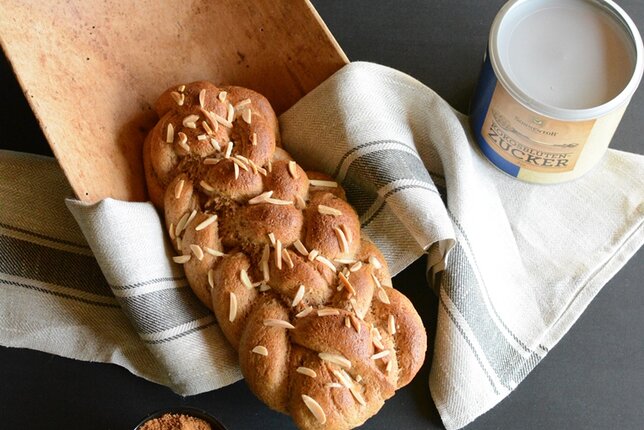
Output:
[143,81,427,430]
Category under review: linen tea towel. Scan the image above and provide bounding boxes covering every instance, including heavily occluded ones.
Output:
[279,62,643,429]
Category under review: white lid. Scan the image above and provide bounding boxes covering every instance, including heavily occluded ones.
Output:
[490,0,644,120]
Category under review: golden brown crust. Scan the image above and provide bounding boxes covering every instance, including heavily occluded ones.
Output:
[143,81,427,430]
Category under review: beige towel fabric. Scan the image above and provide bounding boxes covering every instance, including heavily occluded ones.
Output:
[1,62,642,429]
[280,62,643,429]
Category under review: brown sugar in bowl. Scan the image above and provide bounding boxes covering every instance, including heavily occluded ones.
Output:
[134,407,227,430]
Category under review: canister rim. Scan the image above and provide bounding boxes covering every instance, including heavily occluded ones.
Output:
[489,0,644,121]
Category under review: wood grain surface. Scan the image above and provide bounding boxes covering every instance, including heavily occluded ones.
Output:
[0,0,347,203]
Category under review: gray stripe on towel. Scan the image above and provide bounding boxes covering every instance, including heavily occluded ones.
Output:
[117,287,211,334]
[145,319,218,345]
[439,296,501,396]
[0,278,119,308]
[111,275,187,291]
[0,221,90,249]
[341,148,437,216]
[448,210,549,354]
[361,183,440,228]
[0,234,111,296]
[443,242,541,388]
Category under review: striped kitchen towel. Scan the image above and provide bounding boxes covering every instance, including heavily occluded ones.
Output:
[279,62,644,429]
[1,61,642,428]
[0,151,241,395]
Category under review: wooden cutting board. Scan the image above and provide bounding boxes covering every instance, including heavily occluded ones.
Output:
[0,0,348,203]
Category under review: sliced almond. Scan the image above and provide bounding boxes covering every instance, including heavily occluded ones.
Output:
[371,272,383,289]
[340,224,353,244]
[183,114,200,129]
[373,336,385,350]
[252,345,268,356]
[309,179,338,188]
[371,350,391,360]
[224,141,234,158]
[295,306,314,318]
[332,369,353,388]
[185,210,197,229]
[241,107,252,124]
[275,239,282,270]
[189,244,204,261]
[296,367,317,378]
[369,255,383,269]
[317,308,340,317]
[174,179,185,199]
[234,98,251,110]
[288,161,298,179]
[265,198,293,206]
[229,292,238,322]
[227,103,235,123]
[248,191,274,205]
[318,352,351,369]
[292,284,306,307]
[199,107,219,133]
[231,157,249,172]
[377,288,390,305]
[172,255,191,264]
[177,132,190,152]
[338,272,357,296]
[301,395,326,425]
[293,239,308,256]
[317,204,342,216]
[199,89,206,108]
[349,262,363,272]
[199,180,215,193]
[166,123,174,143]
[263,318,295,329]
[261,244,270,281]
[213,112,233,128]
[170,91,184,106]
[295,194,307,209]
[350,314,362,333]
[202,120,214,135]
[175,212,190,237]
[195,214,217,231]
[240,269,253,289]
[334,227,349,254]
[315,255,337,272]
[326,382,343,389]
[207,269,214,289]
[388,314,396,335]
[350,386,367,406]
[205,247,225,257]
[308,249,319,262]
[282,248,294,269]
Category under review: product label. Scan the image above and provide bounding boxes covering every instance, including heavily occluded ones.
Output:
[481,84,595,173]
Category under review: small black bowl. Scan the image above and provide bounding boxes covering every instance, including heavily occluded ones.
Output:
[134,406,227,430]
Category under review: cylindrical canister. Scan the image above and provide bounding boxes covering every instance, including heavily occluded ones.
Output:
[470,0,643,184]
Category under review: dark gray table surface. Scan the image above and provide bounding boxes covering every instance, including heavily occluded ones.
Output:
[1,1,642,429]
